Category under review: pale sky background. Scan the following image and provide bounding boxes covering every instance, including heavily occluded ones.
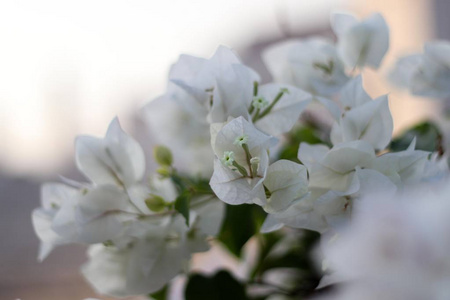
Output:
[0,0,438,176]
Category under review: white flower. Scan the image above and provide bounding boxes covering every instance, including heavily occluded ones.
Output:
[263,167,396,234]
[82,202,224,298]
[263,38,349,97]
[210,116,277,205]
[331,12,389,69]
[299,141,376,193]
[75,118,145,188]
[320,181,450,300]
[390,41,450,98]
[252,96,269,109]
[32,183,79,261]
[371,139,437,185]
[330,76,393,150]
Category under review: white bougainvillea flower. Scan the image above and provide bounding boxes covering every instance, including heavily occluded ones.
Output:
[331,12,389,69]
[32,183,79,261]
[75,118,145,188]
[263,167,396,234]
[390,41,450,98]
[82,209,220,298]
[299,141,376,193]
[331,77,393,150]
[320,181,450,300]
[371,139,433,185]
[143,46,259,176]
[263,160,308,213]
[210,116,277,205]
[208,63,259,123]
[169,45,250,91]
[263,38,349,97]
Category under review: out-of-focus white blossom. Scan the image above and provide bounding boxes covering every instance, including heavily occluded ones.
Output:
[390,41,450,98]
[331,12,389,69]
[318,181,450,300]
[263,38,349,97]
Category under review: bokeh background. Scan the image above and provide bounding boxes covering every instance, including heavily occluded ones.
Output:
[1,0,449,299]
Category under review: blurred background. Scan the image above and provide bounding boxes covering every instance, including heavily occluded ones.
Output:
[0,0,448,299]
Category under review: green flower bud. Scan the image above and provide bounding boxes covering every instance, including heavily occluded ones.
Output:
[145,194,166,212]
[153,145,173,166]
[156,166,171,177]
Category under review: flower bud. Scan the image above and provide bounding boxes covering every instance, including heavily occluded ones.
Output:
[145,194,166,212]
[156,166,171,177]
[153,145,173,166]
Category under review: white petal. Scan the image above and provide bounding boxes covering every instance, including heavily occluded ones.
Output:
[297,143,330,170]
[330,12,358,36]
[339,95,393,150]
[339,75,371,109]
[75,118,145,187]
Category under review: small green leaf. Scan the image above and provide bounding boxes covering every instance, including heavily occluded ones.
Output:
[218,204,266,257]
[185,270,248,300]
[148,285,167,300]
[390,121,442,152]
[278,125,326,162]
[175,193,190,226]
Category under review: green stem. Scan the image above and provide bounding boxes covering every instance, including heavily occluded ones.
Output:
[232,161,248,177]
[242,143,254,178]
[255,89,287,121]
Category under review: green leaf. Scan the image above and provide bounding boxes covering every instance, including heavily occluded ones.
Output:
[175,193,191,226]
[390,121,442,152]
[148,285,167,300]
[218,204,266,257]
[278,125,326,162]
[185,270,248,300]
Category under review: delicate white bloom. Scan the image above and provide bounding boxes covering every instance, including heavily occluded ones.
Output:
[319,181,450,300]
[252,96,269,109]
[75,118,145,188]
[263,167,396,234]
[210,116,277,205]
[331,76,393,150]
[331,12,389,69]
[234,134,249,146]
[32,183,79,261]
[82,200,224,298]
[390,41,450,98]
[371,139,433,185]
[263,38,349,97]
[299,141,376,193]
[221,151,235,166]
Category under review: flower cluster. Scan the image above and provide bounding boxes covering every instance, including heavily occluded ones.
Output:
[318,182,450,299]
[32,118,224,297]
[31,10,450,299]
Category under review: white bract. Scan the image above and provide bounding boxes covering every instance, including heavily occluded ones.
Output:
[390,41,450,98]
[210,116,277,205]
[331,12,389,69]
[75,118,145,188]
[330,76,393,150]
[263,38,349,97]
